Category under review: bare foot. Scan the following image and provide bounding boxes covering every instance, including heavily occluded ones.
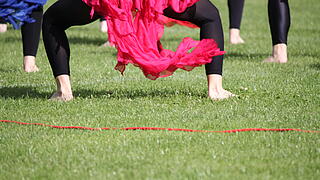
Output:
[263,56,287,63]
[229,28,245,44]
[209,88,236,101]
[49,92,73,101]
[263,43,288,63]
[207,74,236,101]
[23,56,39,72]
[49,75,73,101]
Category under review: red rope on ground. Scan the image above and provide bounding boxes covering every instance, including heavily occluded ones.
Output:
[1,120,319,133]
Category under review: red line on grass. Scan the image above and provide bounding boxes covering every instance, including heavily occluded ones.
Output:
[1,120,319,133]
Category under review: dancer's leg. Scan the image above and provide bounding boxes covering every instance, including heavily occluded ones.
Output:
[99,16,108,33]
[42,0,99,101]
[264,0,290,63]
[0,18,7,33]
[228,0,245,44]
[164,0,235,100]
[21,6,43,72]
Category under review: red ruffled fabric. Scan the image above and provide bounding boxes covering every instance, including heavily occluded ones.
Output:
[160,15,198,29]
[82,0,225,80]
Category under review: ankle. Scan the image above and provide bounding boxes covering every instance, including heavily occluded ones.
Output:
[23,56,36,64]
[24,55,36,61]
[272,44,288,63]
[230,28,240,36]
[55,75,73,95]
[207,74,223,93]
[229,28,244,44]
[23,56,39,72]
[273,44,287,54]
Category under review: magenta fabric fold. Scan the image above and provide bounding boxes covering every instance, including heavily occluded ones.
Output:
[82,0,225,80]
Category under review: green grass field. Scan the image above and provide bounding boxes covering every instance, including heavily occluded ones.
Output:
[0,0,319,179]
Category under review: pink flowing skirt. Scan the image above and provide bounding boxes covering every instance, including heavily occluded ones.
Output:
[82,0,225,80]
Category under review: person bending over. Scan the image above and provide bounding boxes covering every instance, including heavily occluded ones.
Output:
[42,0,235,101]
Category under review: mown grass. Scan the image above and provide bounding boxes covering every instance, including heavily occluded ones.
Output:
[0,0,319,179]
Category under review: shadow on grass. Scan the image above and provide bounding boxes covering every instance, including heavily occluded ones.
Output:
[0,86,49,99]
[309,63,320,70]
[224,52,269,60]
[0,67,20,73]
[73,87,206,99]
[1,35,106,46]
[0,86,205,100]
[201,49,320,60]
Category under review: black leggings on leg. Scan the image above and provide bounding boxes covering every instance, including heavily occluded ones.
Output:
[0,17,6,24]
[43,0,224,77]
[21,6,43,57]
[268,0,290,45]
[42,0,100,77]
[228,0,245,29]
[164,0,224,75]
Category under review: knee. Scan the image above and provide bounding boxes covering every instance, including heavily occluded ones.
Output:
[42,10,61,34]
[194,3,221,23]
[206,5,221,22]
[42,11,52,32]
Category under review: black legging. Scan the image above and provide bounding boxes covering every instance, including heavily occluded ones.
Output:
[0,7,43,56]
[43,0,224,77]
[227,0,290,45]
[268,0,290,45]
[22,6,43,56]
[0,17,5,24]
[228,0,245,29]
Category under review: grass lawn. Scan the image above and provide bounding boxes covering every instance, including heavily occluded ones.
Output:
[0,0,319,179]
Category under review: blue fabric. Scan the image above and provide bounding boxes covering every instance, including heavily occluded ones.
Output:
[0,0,47,29]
